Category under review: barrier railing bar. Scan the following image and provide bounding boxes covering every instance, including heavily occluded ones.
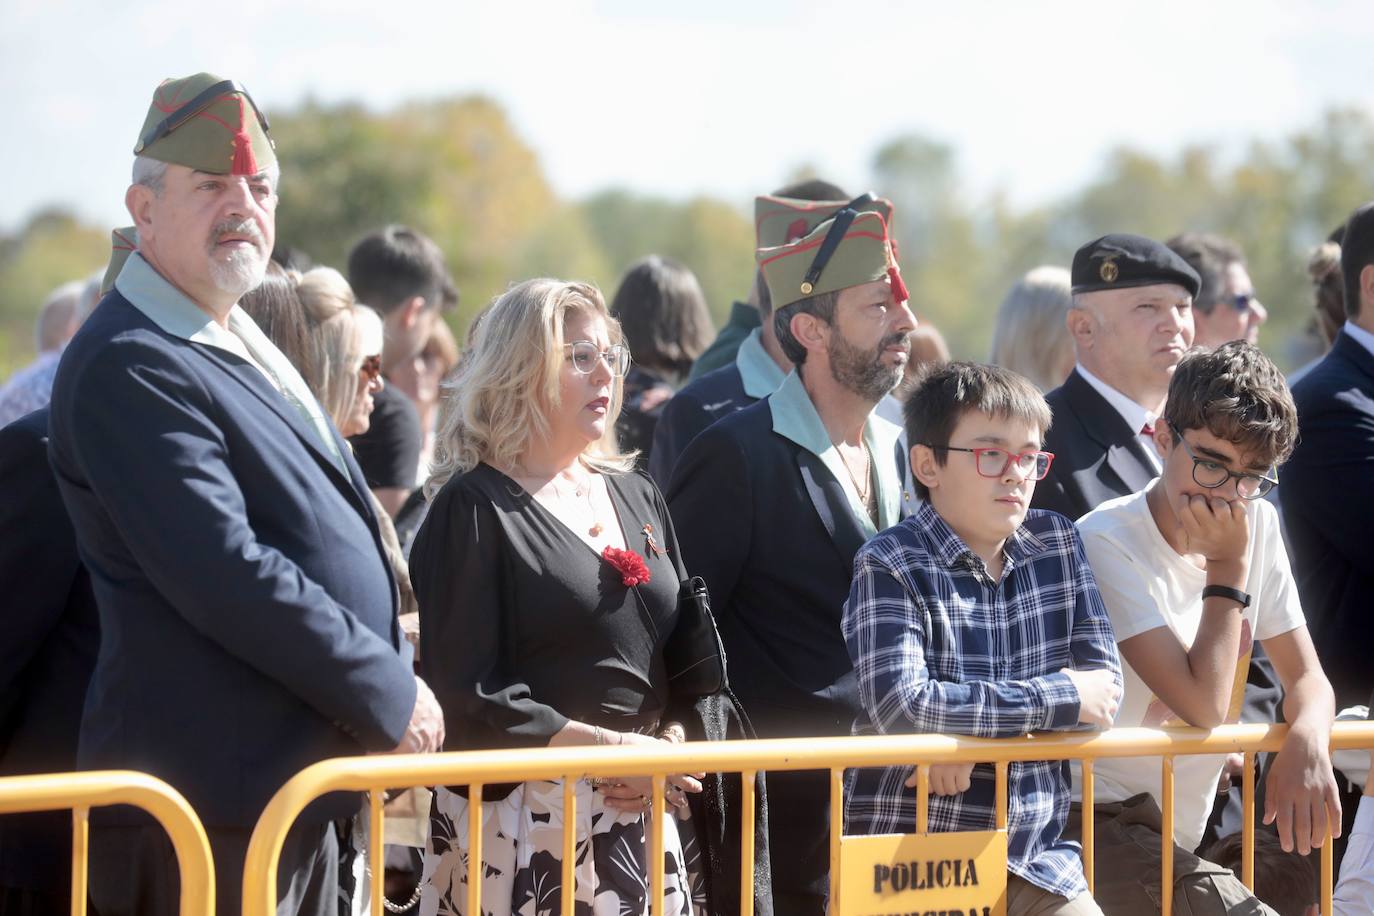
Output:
[740,768,756,916]
[1081,758,1094,894]
[368,790,383,916]
[240,723,1374,916]
[651,774,666,916]
[466,783,482,916]
[1322,832,1334,915]
[828,768,842,916]
[1161,755,1175,916]
[915,764,929,834]
[994,760,1008,831]
[561,777,576,915]
[71,805,89,916]
[0,770,213,916]
[1242,750,1255,890]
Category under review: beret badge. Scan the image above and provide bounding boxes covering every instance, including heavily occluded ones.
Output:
[1099,257,1119,283]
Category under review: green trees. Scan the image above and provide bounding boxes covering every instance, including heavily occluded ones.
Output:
[4,97,1373,378]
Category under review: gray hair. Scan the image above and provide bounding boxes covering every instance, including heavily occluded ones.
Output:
[989,266,1076,392]
[130,155,280,196]
[34,281,85,352]
[132,156,169,195]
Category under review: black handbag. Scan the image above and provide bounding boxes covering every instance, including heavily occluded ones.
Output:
[665,576,728,698]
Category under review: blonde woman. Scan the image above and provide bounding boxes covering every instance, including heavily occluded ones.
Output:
[989,266,1077,393]
[412,279,704,916]
[296,267,386,437]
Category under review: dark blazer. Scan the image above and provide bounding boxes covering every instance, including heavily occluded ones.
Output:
[1033,369,1158,520]
[648,363,755,488]
[1280,331,1374,708]
[0,407,99,894]
[47,292,416,827]
[667,397,869,912]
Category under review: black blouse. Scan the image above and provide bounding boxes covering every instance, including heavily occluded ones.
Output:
[411,463,686,761]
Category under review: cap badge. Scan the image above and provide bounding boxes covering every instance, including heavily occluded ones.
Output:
[1099,257,1119,283]
[799,281,814,295]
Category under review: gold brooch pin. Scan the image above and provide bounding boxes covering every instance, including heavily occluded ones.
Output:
[1099,257,1119,283]
[642,523,666,557]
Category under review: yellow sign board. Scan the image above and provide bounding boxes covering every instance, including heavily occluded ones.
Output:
[838,829,1007,916]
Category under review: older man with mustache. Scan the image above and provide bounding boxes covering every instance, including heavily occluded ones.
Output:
[46,74,442,916]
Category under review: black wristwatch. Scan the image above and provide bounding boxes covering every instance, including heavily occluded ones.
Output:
[1201,584,1251,608]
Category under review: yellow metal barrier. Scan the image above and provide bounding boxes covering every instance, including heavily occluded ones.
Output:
[0,769,214,916]
[243,722,1374,916]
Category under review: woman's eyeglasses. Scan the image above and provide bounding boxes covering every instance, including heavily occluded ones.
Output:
[565,341,630,378]
[922,444,1055,480]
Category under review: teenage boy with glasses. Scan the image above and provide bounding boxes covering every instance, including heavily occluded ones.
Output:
[843,361,1122,916]
[1071,341,1340,915]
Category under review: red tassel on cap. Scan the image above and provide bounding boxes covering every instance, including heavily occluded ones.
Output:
[229,96,259,176]
[888,266,910,304]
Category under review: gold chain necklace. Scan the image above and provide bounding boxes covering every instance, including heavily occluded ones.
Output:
[841,441,871,504]
[547,468,603,537]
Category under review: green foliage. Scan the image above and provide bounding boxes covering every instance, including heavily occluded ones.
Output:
[0,209,108,377]
[6,100,1374,382]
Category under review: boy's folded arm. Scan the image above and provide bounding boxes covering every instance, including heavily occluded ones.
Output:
[845,551,1085,739]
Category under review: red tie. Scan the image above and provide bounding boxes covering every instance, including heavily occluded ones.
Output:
[1140,421,1155,436]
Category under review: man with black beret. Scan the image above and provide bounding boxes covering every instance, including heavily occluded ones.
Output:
[47,74,443,915]
[1031,233,1198,521]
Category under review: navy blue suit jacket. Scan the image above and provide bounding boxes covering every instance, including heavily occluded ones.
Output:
[1281,330,1374,708]
[666,398,864,740]
[0,407,99,892]
[1032,369,1157,520]
[47,292,416,827]
[649,363,756,488]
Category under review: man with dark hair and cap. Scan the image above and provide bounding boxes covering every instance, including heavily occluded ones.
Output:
[1167,232,1269,350]
[648,181,851,486]
[46,74,442,916]
[685,178,851,382]
[1030,233,1199,521]
[668,196,915,915]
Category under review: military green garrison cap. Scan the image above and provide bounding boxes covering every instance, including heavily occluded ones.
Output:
[757,204,909,310]
[753,193,894,249]
[101,227,138,297]
[134,73,275,175]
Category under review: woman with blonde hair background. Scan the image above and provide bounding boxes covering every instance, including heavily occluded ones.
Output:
[411,279,705,916]
[989,265,1077,392]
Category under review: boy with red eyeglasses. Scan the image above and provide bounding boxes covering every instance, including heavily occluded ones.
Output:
[1071,341,1340,915]
[842,361,1122,915]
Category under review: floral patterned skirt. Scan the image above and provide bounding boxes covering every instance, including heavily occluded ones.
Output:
[419,780,705,916]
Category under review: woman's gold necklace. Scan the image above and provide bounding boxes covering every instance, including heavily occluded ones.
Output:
[551,469,603,537]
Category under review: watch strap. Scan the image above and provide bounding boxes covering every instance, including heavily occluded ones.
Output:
[1201,584,1251,608]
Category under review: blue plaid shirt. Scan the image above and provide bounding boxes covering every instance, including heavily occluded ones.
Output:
[841,503,1121,899]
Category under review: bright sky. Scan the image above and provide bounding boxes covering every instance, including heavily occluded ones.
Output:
[4,0,1373,233]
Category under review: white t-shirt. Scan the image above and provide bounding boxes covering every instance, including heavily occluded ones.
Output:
[1070,483,1305,851]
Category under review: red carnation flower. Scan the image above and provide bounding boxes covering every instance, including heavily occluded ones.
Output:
[602,546,651,587]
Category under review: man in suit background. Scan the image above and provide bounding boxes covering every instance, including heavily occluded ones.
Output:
[0,407,99,914]
[46,74,443,916]
[648,180,850,486]
[1283,201,1374,712]
[1031,234,1198,521]
[668,196,914,915]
